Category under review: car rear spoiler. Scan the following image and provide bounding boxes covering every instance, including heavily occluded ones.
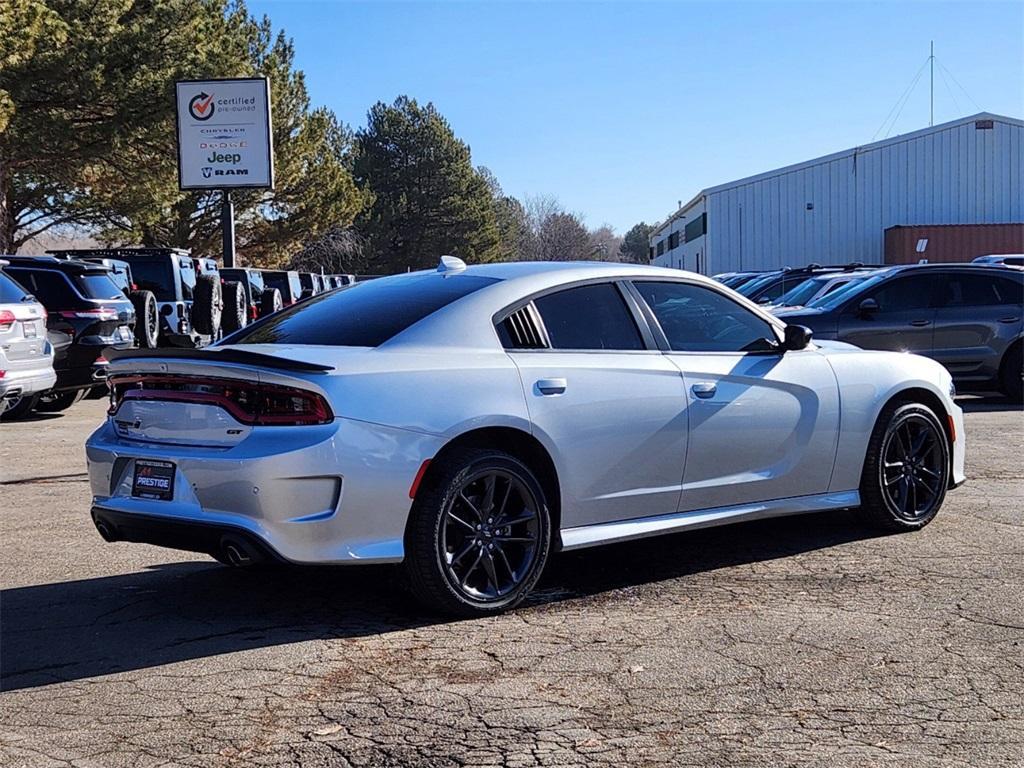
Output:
[105,347,334,373]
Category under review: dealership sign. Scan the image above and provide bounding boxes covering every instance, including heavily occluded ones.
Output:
[175,78,274,190]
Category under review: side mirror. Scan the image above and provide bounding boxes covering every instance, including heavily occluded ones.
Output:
[756,295,771,305]
[783,324,813,351]
[857,297,879,316]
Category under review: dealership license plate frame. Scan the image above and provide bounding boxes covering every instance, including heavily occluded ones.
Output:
[131,459,176,501]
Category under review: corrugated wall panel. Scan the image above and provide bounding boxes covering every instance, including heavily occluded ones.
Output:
[701,117,1023,271]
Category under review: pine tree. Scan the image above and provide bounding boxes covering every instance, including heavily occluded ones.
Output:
[353,96,499,272]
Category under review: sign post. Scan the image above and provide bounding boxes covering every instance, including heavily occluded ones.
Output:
[175,77,274,267]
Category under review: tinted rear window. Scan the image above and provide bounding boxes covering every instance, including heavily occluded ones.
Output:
[231,273,499,347]
[73,273,123,300]
[0,271,32,302]
[129,260,175,301]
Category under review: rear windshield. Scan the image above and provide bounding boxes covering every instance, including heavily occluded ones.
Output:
[230,272,499,347]
[0,270,32,302]
[262,271,296,299]
[129,260,175,301]
[73,272,124,300]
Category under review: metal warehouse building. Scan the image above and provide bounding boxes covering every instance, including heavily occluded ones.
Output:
[650,112,1023,274]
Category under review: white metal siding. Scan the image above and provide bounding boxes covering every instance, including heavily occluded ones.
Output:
[653,114,1023,275]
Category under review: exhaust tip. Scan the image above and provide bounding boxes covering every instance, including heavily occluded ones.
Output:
[220,538,255,567]
[95,519,117,542]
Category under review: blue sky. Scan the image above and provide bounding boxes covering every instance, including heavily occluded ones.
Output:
[249,1,1023,233]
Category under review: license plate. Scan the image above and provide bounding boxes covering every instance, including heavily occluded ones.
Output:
[23,321,37,338]
[116,325,133,342]
[131,460,176,501]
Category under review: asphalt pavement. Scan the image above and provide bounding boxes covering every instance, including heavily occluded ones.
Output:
[1,398,1022,767]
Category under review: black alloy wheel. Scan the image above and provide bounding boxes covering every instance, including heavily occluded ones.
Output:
[860,401,949,531]
[405,448,551,616]
[440,469,542,602]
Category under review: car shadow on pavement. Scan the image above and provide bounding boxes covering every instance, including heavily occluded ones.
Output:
[1,510,879,692]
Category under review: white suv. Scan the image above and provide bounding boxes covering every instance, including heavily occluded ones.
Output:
[0,261,56,420]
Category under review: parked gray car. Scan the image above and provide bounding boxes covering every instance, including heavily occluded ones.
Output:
[777,263,1024,400]
[0,262,56,419]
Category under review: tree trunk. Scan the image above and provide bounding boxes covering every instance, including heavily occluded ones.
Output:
[0,158,15,253]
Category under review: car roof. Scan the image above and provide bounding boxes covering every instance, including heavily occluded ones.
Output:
[2,255,111,273]
[885,262,1024,274]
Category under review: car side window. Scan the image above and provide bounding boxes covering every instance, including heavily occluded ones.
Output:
[938,274,1023,307]
[866,275,934,312]
[633,281,779,353]
[533,283,644,351]
[6,269,77,307]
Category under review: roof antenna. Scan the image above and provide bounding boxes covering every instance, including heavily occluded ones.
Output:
[437,255,466,275]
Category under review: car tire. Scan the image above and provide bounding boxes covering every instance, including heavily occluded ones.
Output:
[221,280,248,333]
[260,287,283,318]
[0,393,40,421]
[404,448,552,616]
[998,343,1023,403]
[34,389,87,413]
[83,385,108,401]
[192,274,223,336]
[129,289,160,348]
[858,400,950,532]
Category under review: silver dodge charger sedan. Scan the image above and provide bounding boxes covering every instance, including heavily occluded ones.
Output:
[87,258,966,615]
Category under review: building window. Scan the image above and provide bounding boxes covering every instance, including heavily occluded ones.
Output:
[656,240,665,256]
[648,246,655,261]
[684,212,707,243]
[667,232,680,250]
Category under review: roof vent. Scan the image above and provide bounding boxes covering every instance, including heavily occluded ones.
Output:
[437,255,466,274]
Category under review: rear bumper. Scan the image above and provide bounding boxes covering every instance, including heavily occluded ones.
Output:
[91,506,285,563]
[85,416,444,564]
[0,366,57,399]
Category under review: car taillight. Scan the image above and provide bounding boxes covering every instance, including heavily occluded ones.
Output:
[249,305,258,320]
[108,375,333,426]
[59,308,118,321]
[0,310,15,332]
[95,355,108,365]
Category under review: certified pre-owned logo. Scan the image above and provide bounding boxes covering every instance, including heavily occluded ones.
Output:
[188,91,215,121]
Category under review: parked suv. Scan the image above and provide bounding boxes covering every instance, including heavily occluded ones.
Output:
[298,271,325,299]
[737,263,884,305]
[778,263,1024,400]
[59,248,220,348]
[2,256,135,413]
[260,270,303,306]
[220,268,282,332]
[0,261,57,420]
[49,251,160,349]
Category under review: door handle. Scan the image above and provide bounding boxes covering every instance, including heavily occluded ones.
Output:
[535,378,567,396]
[691,382,717,399]
[908,319,931,327]
[998,316,1021,324]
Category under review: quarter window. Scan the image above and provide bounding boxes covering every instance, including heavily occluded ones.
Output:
[937,274,1023,307]
[633,281,779,353]
[533,283,644,351]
